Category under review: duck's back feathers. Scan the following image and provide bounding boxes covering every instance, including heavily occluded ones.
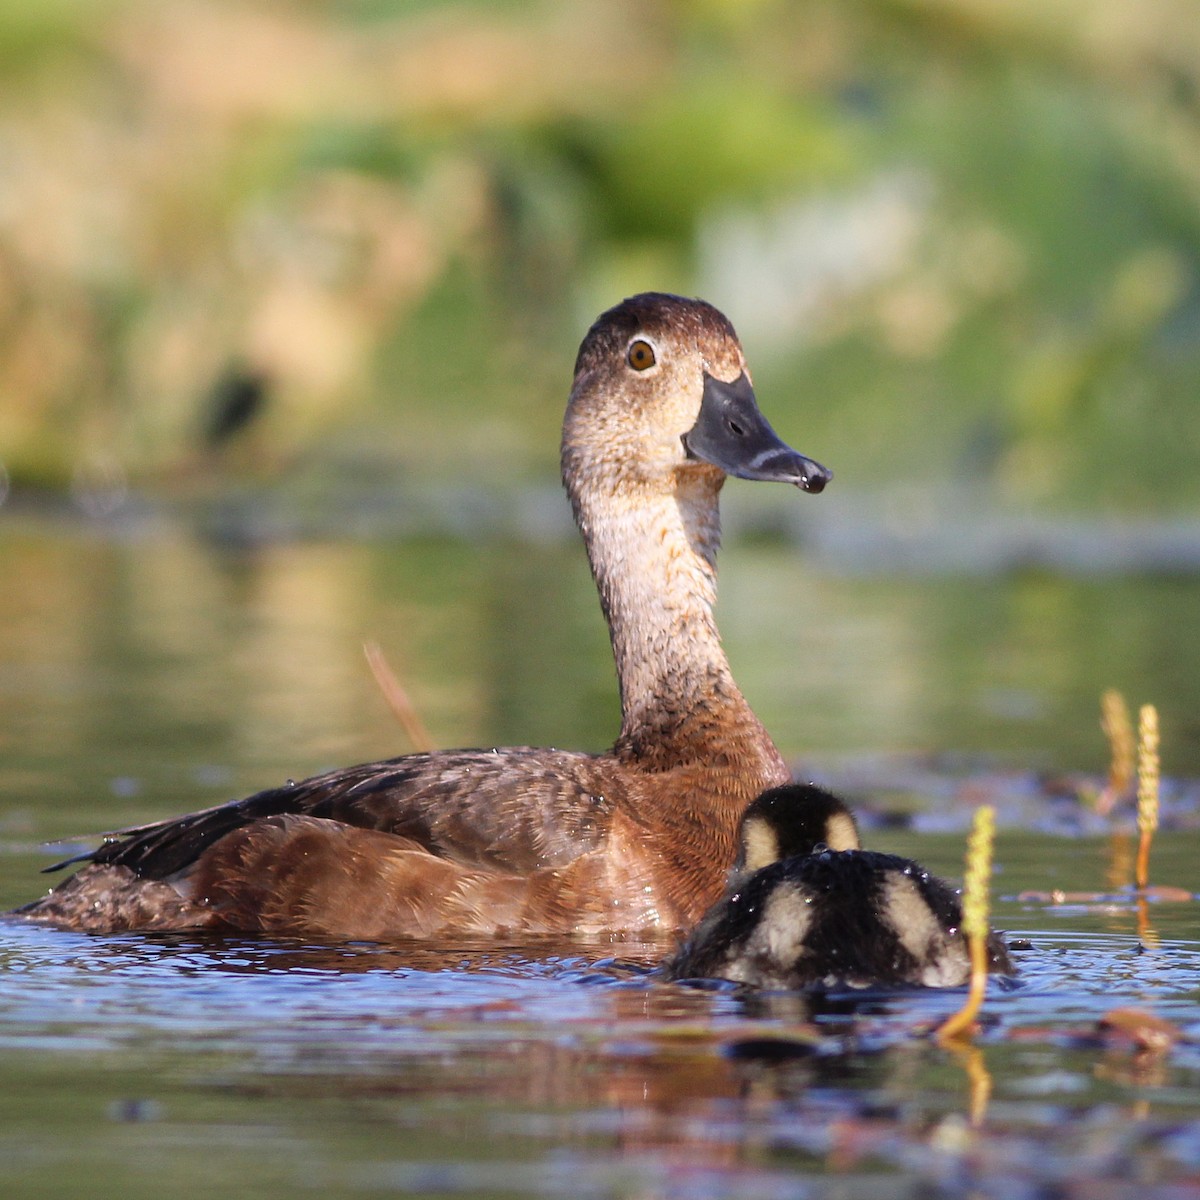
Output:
[18,748,627,933]
[19,745,769,936]
[78,748,611,881]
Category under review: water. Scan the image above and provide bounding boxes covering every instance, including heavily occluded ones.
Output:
[1,516,1199,1198]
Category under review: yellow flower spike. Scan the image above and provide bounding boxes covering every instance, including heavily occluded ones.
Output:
[938,806,996,1045]
[1135,704,1160,892]
[1098,689,1134,815]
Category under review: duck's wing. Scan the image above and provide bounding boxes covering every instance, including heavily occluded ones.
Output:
[58,748,614,881]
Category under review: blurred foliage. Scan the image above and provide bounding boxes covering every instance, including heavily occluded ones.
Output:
[0,0,1198,511]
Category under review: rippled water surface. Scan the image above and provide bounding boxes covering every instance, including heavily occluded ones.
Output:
[1,519,1199,1199]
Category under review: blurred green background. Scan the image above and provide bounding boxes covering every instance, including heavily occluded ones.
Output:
[2,0,1198,519]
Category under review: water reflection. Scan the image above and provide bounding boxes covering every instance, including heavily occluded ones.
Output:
[0,903,1198,1198]
[5,517,1200,1197]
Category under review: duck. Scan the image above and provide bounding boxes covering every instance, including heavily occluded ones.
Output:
[665,783,1013,988]
[14,293,832,940]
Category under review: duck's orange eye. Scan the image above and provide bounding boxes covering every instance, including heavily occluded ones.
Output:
[627,339,656,371]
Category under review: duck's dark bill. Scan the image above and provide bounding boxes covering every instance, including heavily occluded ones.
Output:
[684,373,832,493]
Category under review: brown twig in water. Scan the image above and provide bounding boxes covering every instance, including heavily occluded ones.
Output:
[363,640,436,753]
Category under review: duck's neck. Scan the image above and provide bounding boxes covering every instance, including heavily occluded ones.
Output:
[571,471,786,776]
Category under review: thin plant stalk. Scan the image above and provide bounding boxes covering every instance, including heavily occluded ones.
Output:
[1098,689,1134,815]
[1135,704,1160,892]
[938,806,996,1044]
[364,640,436,753]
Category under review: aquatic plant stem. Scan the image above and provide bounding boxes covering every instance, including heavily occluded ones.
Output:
[938,925,989,1044]
[938,805,996,1045]
[364,640,436,753]
[1135,704,1160,891]
[1098,689,1134,815]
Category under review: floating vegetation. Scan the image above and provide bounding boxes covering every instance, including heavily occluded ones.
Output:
[1096,1006,1184,1056]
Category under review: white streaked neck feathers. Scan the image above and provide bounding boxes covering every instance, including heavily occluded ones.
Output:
[570,469,748,743]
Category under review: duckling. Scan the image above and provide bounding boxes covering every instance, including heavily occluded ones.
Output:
[666,784,1013,989]
[15,294,832,939]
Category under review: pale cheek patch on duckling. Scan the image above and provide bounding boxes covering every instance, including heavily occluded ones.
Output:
[880,873,970,988]
[824,811,860,853]
[740,819,780,874]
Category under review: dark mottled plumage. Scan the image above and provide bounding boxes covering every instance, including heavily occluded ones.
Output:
[14,294,831,939]
[666,785,1013,989]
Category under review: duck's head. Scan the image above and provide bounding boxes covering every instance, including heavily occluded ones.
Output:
[564,294,831,499]
[737,783,861,873]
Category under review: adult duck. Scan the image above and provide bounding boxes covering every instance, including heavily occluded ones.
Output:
[666,784,1014,988]
[15,293,831,939]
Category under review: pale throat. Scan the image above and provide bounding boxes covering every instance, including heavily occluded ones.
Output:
[577,479,744,733]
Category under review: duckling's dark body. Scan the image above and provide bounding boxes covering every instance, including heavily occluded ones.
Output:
[668,847,997,989]
[666,785,1013,989]
[14,294,831,939]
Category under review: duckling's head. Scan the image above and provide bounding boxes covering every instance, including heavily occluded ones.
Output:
[563,294,830,503]
[737,783,861,873]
